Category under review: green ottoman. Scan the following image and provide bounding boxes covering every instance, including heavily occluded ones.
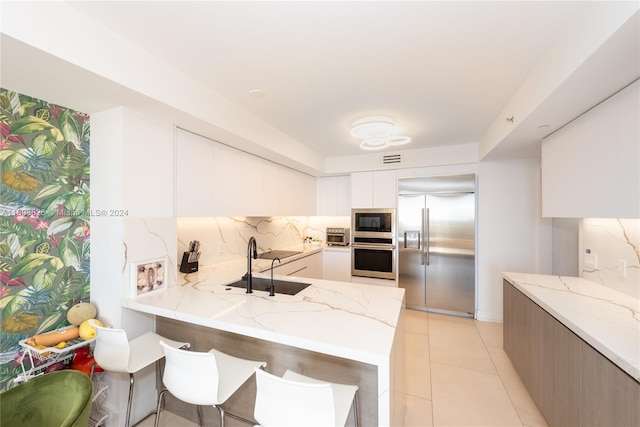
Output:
[0,370,93,427]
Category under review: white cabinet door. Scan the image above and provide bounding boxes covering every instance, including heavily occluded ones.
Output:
[273,252,322,279]
[351,172,374,208]
[176,129,215,216]
[318,176,351,216]
[542,81,639,218]
[278,168,296,215]
[262,161,280,215]
[241,152,265,217]
[323,248,351,282]
[373,170,397,208]
[212,142,242,216]
[291,172,317,216]
[351,170,397,209]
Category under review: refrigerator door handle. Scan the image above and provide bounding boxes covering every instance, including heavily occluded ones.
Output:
[424,208,430,266]
[420,208,425,265]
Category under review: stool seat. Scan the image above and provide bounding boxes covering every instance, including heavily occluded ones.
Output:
[254,368,359,427]
[154,340,266,427]
[90,321,189,427]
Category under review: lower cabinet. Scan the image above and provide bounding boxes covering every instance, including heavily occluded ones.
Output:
[323,248,351,282]
[273,252,322,279]
[503,280,640,427]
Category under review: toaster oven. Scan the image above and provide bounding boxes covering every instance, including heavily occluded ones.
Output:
[326,228,350,246]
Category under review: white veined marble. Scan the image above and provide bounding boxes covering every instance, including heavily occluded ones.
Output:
[503,272,640,381]
[124,253,404,365]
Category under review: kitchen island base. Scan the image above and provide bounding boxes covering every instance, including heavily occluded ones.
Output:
[157,317,379,426]
[503,277,640,427]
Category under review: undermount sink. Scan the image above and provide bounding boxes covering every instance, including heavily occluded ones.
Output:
[225,277,311,296]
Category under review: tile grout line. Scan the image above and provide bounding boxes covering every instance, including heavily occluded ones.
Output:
[425,312,435,427]
[472,320,527,427]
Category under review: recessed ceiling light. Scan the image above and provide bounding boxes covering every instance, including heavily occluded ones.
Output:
[249,89,266,98]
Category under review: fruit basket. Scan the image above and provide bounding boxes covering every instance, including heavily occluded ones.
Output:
[16,326,95,382]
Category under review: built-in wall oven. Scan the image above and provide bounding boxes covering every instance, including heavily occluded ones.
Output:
[351,208,396,280]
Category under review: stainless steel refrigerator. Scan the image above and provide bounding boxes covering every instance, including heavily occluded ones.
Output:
[398,174,476,317]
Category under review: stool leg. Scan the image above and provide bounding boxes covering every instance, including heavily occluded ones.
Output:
[214,404,225,427]
[196,405,203,427]
[154,389,168,427]
[126,373,135,427]
[353,391,359,427]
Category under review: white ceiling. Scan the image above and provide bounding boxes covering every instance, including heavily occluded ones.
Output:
[64,0,602,159]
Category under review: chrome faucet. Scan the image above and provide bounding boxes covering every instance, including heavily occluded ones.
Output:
[269,257,281,296]
[246,236,257,293]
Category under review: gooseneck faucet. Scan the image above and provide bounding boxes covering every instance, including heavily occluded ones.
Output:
[246,236,257,293]
[269,257,281,297]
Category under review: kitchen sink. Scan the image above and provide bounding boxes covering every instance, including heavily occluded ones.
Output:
[225,277,311,296]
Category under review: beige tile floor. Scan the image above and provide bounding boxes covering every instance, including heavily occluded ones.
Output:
[139,309,548,427]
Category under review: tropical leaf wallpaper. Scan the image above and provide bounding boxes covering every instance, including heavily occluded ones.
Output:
[0,88,90,389]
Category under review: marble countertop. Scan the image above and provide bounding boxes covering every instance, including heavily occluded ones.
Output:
[503,272,640,382]
[123,245,404,366]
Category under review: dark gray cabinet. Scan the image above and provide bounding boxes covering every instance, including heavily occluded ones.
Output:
[503,279,640,427]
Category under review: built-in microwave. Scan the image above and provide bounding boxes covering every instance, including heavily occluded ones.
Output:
[351,208,396,280]
[351,208,395,239]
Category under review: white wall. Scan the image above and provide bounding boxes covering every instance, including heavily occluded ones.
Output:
[476,158,552,322]
[551,218,580,276]
[91,107,176,427]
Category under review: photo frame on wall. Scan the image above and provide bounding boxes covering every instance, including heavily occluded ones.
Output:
[130,258,167,298]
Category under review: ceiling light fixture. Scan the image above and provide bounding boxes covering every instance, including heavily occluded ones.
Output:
[350,116,411,151]
[249,89,266,98]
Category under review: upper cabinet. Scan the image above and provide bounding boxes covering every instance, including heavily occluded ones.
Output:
[176,129,316,217]
[317,176,351,216]
[176,129,215,216]
[351,170,397,209]
[542,80,639,218]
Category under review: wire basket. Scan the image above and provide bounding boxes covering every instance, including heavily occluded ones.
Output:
[18,326,95,363]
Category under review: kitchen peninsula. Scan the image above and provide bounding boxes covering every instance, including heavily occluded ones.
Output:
[123,249,405,426]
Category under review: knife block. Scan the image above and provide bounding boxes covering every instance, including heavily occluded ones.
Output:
[179,252,199,273]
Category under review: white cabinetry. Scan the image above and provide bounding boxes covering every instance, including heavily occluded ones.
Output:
[318,176,350,216]
[273,252,322,279]
[176,129,215,216]
[290,172,317,216]
[212,142,242,215]
[176,129,317,217]
[542,80,639,218]
[323,248,351,282]
[351,170,397,209]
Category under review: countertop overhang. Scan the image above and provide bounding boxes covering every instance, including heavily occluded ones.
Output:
[123,247,404,366]
[503,272,639,382]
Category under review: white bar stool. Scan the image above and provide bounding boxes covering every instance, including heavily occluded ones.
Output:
[90,321,190,427]
[154,340,267,427]
[254,368,359,427]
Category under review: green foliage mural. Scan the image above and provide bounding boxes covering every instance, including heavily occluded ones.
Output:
[0,89,90,389]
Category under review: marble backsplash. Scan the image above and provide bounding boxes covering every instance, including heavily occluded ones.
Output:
[177,216,350,267]
[580,218,640,299]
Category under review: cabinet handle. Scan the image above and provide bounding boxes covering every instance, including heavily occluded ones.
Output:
[287,266,307,276]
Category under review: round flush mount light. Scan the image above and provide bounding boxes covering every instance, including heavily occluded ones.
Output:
[350,116,396,139]
[350,116,411,151]
[249,89,266,98]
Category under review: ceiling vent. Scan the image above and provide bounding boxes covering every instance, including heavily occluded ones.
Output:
[382,153,402,165]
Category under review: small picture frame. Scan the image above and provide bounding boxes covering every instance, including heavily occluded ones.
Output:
[130,258,167,298]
